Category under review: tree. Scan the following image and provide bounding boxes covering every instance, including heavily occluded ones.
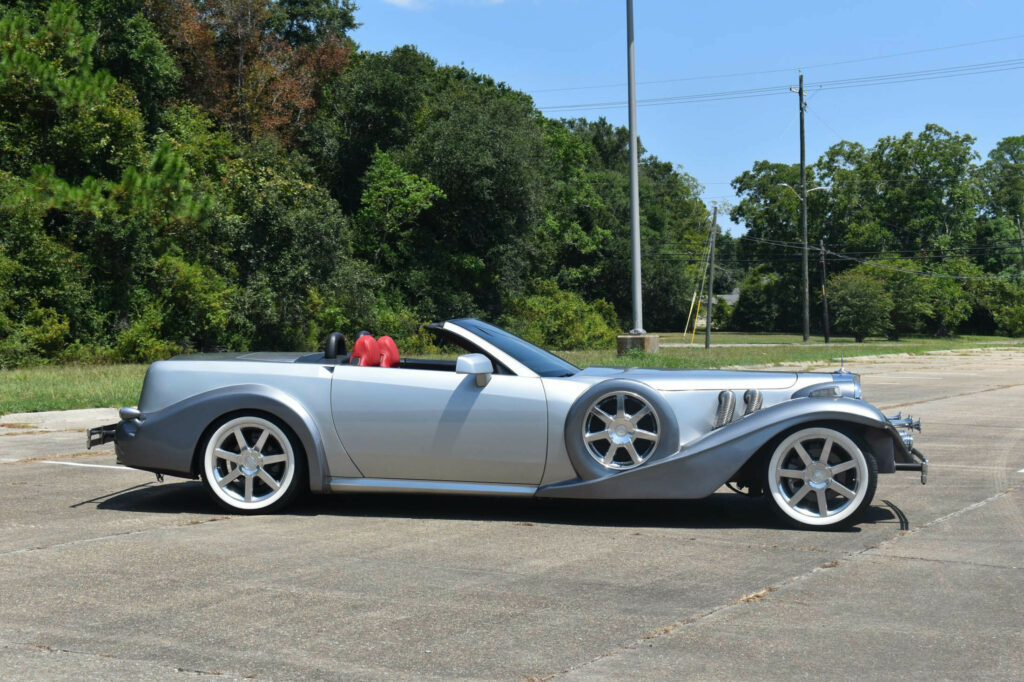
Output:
[147,0,353,140]
[355,149,445,268]
[828,269,893,342]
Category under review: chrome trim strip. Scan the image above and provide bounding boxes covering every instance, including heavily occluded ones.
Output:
[327,477,539,497]
[442,322,538,378]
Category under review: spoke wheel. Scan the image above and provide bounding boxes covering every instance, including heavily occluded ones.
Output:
[582,391,660,470]
[202,416,299,513]
[766,427,875,528]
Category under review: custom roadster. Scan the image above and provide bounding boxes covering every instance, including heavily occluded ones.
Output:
[88,319,928,529]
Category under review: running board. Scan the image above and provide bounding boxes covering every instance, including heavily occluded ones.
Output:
[327,477,538,497]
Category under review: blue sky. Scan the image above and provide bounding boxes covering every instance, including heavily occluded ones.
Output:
[352,0,1024,234]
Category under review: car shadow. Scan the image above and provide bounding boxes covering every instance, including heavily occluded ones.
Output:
[94,480,896,532]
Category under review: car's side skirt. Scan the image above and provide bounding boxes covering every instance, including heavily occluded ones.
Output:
[327,477,538,497]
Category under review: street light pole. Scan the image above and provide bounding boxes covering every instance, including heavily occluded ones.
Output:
[797,73,809,342]
[626,0,644,334]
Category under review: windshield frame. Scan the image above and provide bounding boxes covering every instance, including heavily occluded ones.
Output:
[448,319,579,378]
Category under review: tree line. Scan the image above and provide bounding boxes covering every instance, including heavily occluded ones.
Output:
[0,1,1021,369]
[0,0,714,367]
[726,125,1024,340]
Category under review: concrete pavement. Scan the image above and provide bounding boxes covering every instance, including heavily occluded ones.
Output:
[0,350,1021,680]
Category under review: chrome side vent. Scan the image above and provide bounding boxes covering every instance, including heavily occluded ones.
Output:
[714,391,736,428]
[743,389,763,416]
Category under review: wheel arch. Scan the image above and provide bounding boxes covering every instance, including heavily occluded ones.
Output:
[175,385,329,492]
[730,417,896,490]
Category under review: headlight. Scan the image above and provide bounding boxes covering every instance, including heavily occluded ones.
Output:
[831,371,861,399]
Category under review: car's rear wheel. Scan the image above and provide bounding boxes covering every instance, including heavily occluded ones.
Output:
[200,415,305,513]
[764,426,877,529]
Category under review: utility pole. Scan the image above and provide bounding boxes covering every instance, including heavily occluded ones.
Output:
[1016,215,1024,273]
[791,73,809,342]
[626,0,644,334]
[819,238,830,343]
[705,207,718,350]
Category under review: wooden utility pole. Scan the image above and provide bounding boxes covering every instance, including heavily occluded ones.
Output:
[1016,215,1024,273]
[705,207,718,350]
[819,239,831,343]
[791,73,809,342]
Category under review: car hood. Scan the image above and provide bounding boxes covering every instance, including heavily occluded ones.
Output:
[574,366,830,391]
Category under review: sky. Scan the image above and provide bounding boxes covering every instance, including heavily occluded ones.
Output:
[351,0,1024,234]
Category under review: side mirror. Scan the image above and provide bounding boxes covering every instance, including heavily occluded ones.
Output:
[456,353,494,387]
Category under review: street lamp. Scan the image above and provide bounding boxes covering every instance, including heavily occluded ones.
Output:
[777,183,827,342]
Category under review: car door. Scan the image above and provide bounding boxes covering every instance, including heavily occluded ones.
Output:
[330,365,548,484]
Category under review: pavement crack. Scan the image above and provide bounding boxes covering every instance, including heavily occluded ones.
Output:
[878,383,1022,411]
[3,639,238,677]
[0,516,233,557]
[542,487,1017,680]
[863,552,1020,571]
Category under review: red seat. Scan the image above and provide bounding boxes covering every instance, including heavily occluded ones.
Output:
[350,335,380,366]
[378,336,400,368]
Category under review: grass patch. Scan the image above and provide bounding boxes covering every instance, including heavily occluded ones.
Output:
[0,364,148,415]
[1,335,1021,415]
[559,335,1024,370]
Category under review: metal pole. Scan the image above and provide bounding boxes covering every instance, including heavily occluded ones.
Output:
[820,238,830,343]
[626,0,644,334]
[798,73,809,342]
[705,207,717,349]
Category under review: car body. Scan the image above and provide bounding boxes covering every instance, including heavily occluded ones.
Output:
[88,318,928,528]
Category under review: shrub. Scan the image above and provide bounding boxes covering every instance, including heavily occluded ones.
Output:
[500,282,619,350]
[828,269,894,342]
[114,304,180,363]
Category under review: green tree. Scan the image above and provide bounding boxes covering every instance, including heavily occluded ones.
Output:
[828,269,893,342]
[355,149,445,268]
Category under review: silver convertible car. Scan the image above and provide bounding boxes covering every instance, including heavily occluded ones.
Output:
[88,319,928,529]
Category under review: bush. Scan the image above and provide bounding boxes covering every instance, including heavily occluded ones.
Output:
[828,269,893,342]
[499,282,619,350]
[114,304,180,363]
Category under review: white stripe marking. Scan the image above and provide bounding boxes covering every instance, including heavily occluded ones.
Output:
[40,461,131,470]
[1018,468,1024,474]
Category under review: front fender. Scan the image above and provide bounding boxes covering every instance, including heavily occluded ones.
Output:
[539,397,901,500]
[115,384,329,492]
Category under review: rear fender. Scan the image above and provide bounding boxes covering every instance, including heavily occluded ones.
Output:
[122,384,328,492]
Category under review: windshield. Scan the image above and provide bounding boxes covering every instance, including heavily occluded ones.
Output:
[450,319,579,378]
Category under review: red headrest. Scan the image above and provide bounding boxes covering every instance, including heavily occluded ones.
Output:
[350,335,380,366]
[378,336,400,368]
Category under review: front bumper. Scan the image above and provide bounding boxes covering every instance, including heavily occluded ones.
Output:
[894,447,929,484]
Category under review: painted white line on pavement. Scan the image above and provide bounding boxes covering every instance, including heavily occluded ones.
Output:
[40,460,130,470]
[1018,468,1024,474]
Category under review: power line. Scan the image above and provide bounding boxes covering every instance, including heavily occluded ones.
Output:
[532,33,1024,93]
[539,58,1024,111]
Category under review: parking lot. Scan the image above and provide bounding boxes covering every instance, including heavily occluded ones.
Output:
[1,349,1022,680]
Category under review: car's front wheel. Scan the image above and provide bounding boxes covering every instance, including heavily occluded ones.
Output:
[764,426,877,529]
[200,414,305,513]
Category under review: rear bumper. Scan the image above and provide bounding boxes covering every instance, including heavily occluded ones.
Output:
[86,411,198,479]
[86,424,117,449]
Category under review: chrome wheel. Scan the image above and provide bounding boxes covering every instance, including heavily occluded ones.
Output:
[582,391,660,470]
[203,416,296,511]
[767,427,870,527]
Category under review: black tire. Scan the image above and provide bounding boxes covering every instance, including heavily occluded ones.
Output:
[199,413,307,514]
[762,426,877,530]
[563,379,680,480]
